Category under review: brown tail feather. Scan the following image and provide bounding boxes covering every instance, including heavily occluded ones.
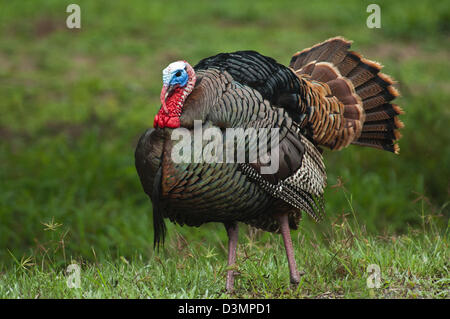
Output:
[290,37,403,154]
[352,138,399,154]
[290,37,352,69]
[364,104,404,122]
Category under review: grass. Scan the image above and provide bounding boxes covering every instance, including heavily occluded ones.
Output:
[0,0,449,298]
[1,188,448,298]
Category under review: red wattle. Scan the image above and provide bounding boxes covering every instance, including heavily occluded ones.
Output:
[165,116,180,128]
[154,87,185,128]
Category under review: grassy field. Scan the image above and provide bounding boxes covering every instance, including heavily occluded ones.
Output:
[0,0,448,298]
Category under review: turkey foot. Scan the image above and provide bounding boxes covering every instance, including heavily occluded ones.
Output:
[224,222,239,293]
[276,213,301,285]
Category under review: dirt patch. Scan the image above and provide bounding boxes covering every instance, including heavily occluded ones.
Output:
[0,126,31,143]
[42,113,113,141]
[34,16,80,38]
[0,126,15,140]
[44,121,86,140]
[0,52,10,71]
[0,113,114,145]
[368,42,450,61]
[34,18,59,38]
[0,51,37,76]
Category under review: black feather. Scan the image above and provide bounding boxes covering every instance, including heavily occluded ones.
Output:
[151,166,166,249]
[194,50,304,124]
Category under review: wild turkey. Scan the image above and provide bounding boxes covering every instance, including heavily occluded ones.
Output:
[135,37,403,292]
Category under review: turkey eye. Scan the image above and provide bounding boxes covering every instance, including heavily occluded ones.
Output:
[175,71,182,77]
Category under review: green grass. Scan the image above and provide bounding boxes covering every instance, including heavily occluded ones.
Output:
[0,0,449,298]
[1,193,447,298]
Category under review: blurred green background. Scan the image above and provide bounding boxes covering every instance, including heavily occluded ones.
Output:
[0,0,448,265]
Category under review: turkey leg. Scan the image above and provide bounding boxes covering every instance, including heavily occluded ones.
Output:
[276,213,301,284]
[224,222,239,292]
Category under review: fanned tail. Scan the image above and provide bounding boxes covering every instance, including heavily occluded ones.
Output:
[290,37,404,154]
